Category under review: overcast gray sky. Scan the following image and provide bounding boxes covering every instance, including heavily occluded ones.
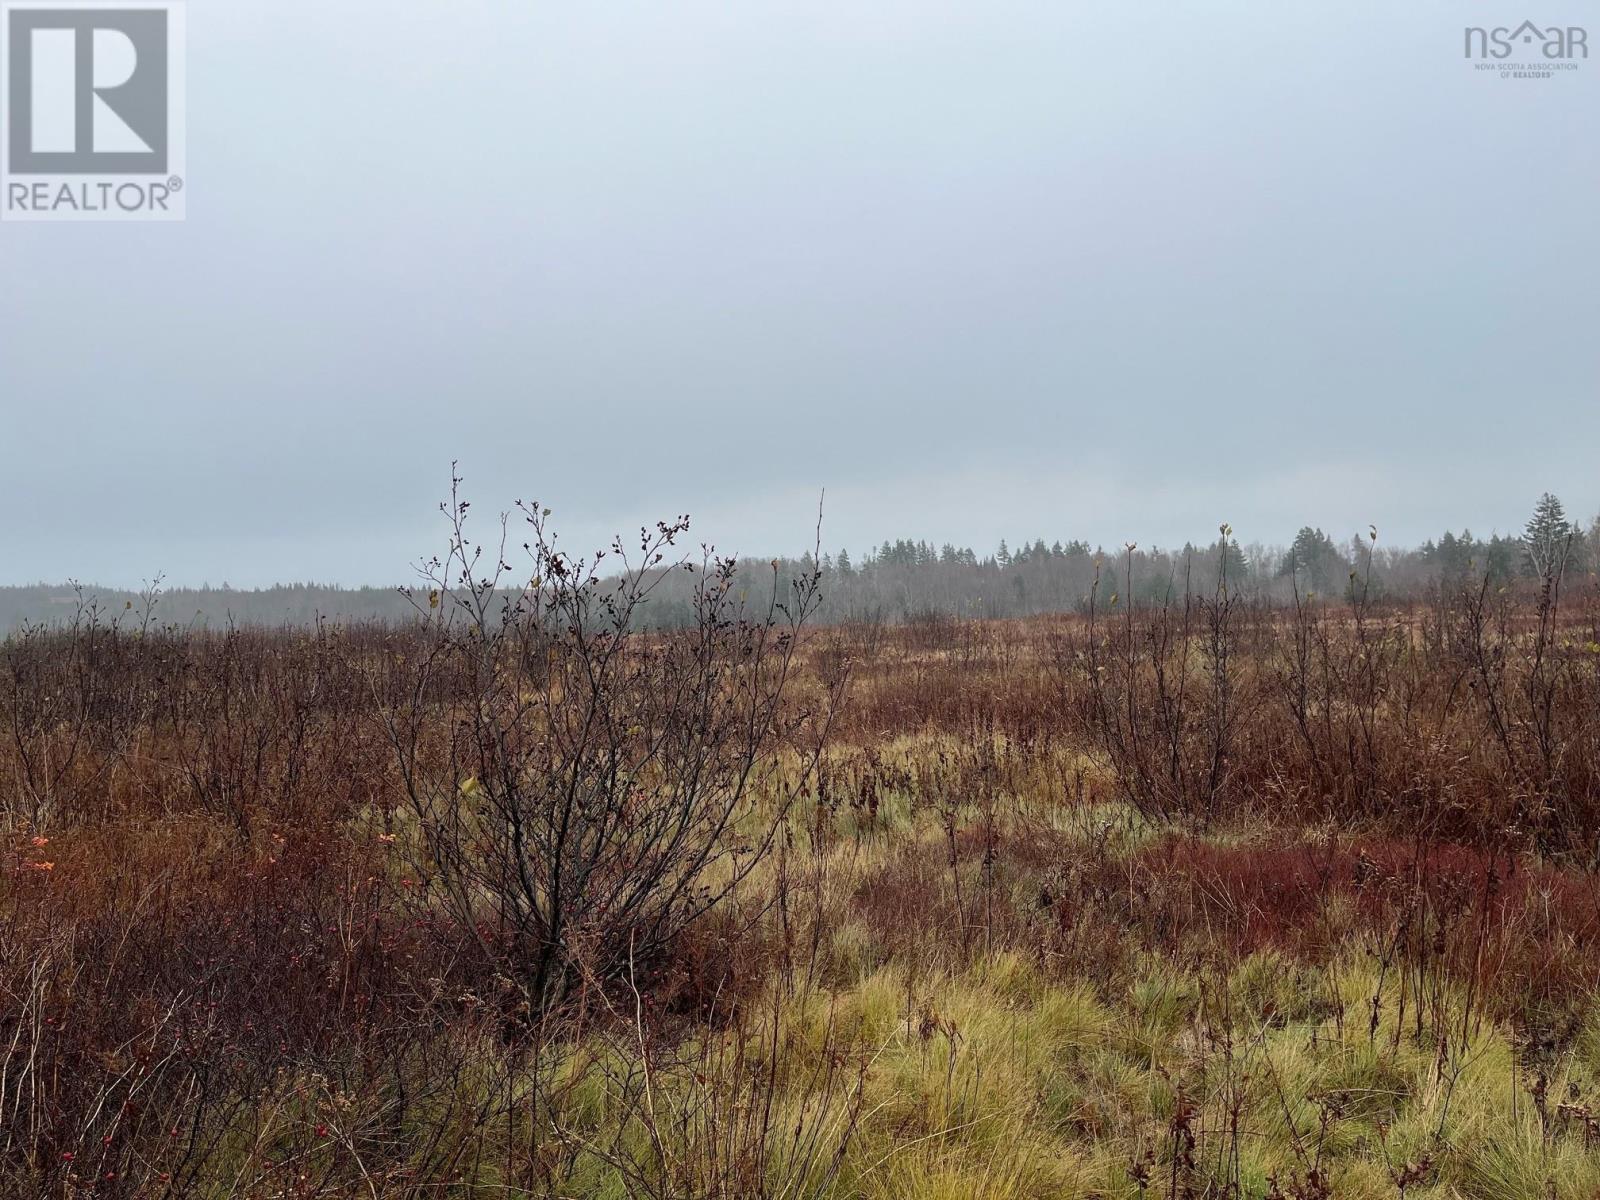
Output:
[1,0,1596,587]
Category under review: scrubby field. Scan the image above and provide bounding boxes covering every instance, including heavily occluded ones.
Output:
[5,568,1600,1198]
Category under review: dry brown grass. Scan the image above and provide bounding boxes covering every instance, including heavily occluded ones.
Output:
[4,576,1600,1196]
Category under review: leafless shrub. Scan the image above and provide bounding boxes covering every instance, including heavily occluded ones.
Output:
[380,472,844,1013]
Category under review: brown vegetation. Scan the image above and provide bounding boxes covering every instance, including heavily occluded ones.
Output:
[5,521,1600,1196]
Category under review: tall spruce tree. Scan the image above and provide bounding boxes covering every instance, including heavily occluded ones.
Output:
[1522,492,1572,578]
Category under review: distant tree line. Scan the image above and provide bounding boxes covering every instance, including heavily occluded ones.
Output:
[0,582,419,636]
[3,494,1596,635]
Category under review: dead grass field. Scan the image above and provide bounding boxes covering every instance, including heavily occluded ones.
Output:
[5,577,1600,1198]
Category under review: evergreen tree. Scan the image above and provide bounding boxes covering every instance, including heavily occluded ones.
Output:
[1522,492,1572,578]
[1426,530,1473,587]
[1278,527,1345,592]
[1213,535,1248,583]
[1485,534,1518,583]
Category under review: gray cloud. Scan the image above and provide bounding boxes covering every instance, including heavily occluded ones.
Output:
[1,0,1595,585]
